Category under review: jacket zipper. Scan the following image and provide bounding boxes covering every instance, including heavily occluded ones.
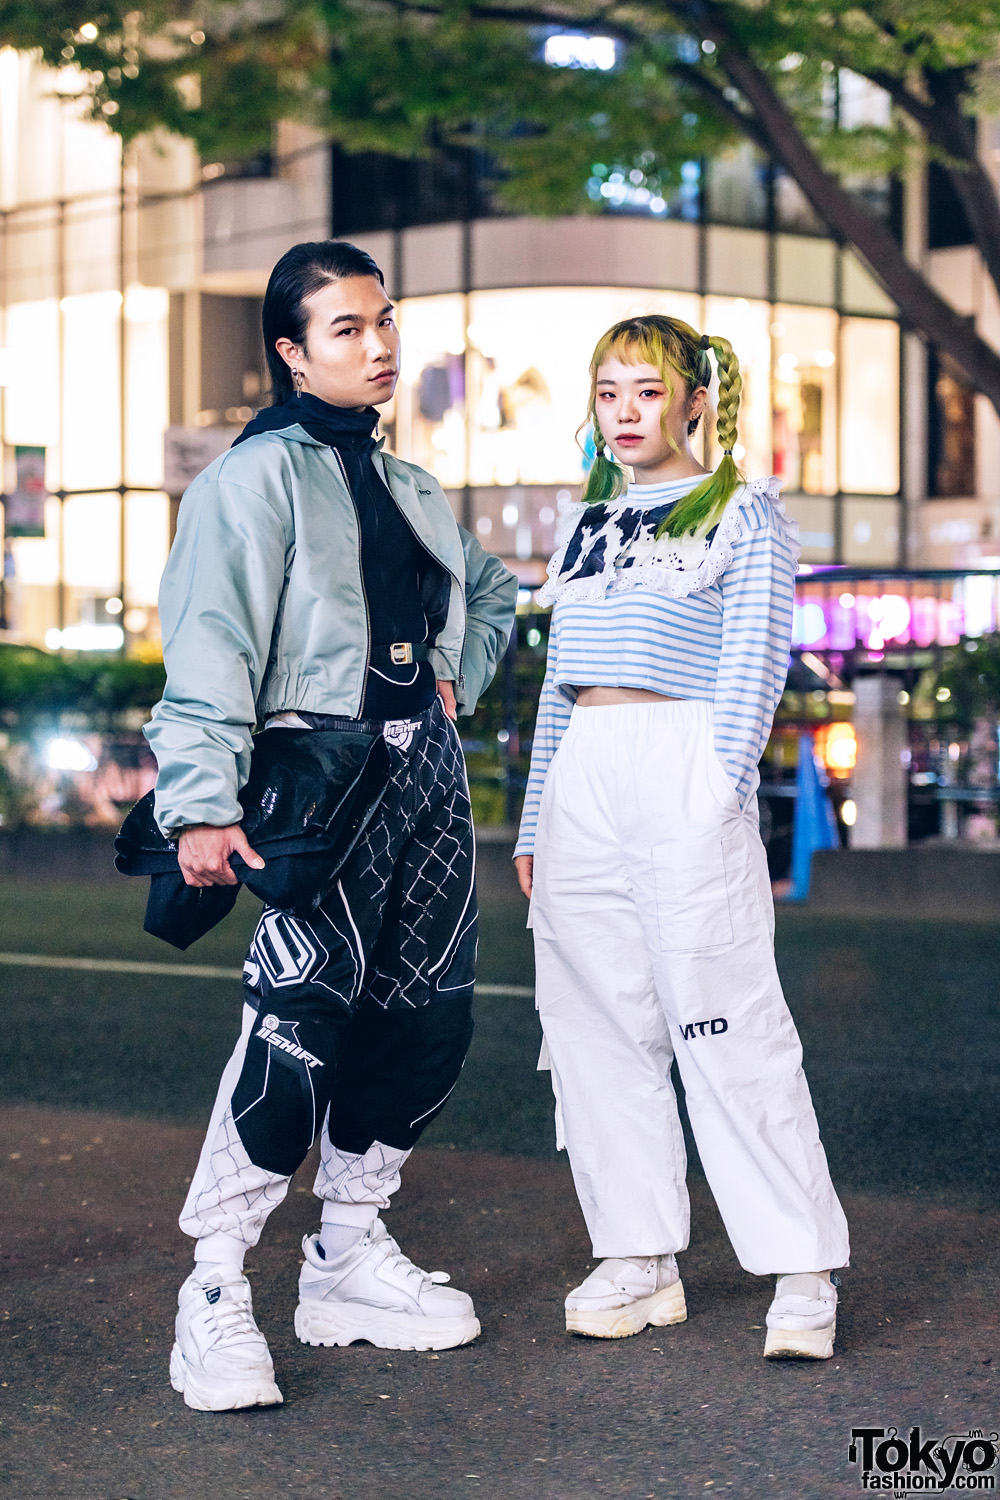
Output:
[331,449,373,711]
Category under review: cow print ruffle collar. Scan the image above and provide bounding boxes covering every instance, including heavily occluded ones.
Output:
[536,476,797,608]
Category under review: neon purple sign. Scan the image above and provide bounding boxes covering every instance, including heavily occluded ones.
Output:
[792,578,997,651]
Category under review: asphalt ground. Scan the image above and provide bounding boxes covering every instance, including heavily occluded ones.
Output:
[2,850,1000,1499]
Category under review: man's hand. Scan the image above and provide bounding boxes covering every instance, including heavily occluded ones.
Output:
[436,679,457,721]
[178,824,265,887]
[514,854,533,900]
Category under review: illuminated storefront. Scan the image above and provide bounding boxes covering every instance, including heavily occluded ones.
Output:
[386,284,900,573]
[0,51,179,652]
[792,570,1000,653]
[1,48,909,652]
[775,567,1000,850]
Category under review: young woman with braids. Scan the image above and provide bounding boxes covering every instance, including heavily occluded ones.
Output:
[514,315,849,1359]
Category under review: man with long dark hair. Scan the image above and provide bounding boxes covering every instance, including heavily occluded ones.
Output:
[146,240,517,1411]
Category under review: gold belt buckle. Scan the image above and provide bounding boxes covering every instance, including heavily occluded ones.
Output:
[389,642,413,665]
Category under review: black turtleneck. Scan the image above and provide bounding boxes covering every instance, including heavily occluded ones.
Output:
[236,395,439,719]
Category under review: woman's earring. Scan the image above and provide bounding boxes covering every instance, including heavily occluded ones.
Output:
[293,368,303,397]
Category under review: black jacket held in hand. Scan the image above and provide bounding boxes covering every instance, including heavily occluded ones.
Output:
[115,725,390,950]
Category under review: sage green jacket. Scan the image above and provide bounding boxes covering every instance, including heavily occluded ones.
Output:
[145,423,518,834]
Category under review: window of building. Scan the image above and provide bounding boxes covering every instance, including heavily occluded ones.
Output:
[841,496,899,565]
[198,294,266,423]
[840,317,899,495]
[3,299,60,456]
[125,285,170,487]
[837,71,891,131]
[703,295,772,479]
[927,161,975,250]
[3,278,169,646]
[331,145,494,234]
[392,289,903,545]
[773,171,825,235]
[771,305,839,495]
[125,491,170,612]
[784,495,835,564]
[4,494,60,643]
[60,291,123,492]
[464,286,701,486]
[393,295,468,490]
[704,145,768,229]
[63,492,120,626]
[927,349,976,498]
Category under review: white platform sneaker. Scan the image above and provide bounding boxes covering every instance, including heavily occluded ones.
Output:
[565,1255,687,1339]
[295,1220,481,1351]
[170,1268,283,1411]
[763,1272,838,1360]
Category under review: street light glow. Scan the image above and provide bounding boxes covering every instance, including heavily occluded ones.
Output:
[544,34,616,70]
[45,625,125,651]
[46,737,98,773]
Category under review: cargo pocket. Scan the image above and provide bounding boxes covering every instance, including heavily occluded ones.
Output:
[651,836,734,952]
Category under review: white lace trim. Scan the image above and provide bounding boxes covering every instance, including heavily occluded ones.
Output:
[536,477,798,607]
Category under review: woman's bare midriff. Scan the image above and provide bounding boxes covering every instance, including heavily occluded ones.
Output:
[574,686,682,707]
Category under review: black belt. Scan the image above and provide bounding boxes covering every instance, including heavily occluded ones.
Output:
[289,713,389,734]
[370,642,432,666]
[291,701,438,733]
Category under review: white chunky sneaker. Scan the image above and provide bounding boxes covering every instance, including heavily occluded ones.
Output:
[565,1255,686,1339]
[295,1221,481,1351]
[763,1273,838,1360]
[170,1269,283,1411]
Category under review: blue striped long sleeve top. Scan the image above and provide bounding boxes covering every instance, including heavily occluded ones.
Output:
[514,475,799,858]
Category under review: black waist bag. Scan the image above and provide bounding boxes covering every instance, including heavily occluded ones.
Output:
[115,726,391,951]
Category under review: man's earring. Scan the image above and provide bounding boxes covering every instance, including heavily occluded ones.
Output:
[293,368,303,397]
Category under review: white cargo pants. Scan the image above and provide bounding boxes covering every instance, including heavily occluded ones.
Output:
[530,700,850,1275]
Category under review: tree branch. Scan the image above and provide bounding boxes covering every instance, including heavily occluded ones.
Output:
[681,0,1000,414]
[835,57,1000,311]
[863,67,938,137]
[918,66,1000,307]
[391,0,1000,408]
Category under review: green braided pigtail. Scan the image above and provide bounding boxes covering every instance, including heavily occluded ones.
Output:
[656,335,744,540]
[580,437,629,504]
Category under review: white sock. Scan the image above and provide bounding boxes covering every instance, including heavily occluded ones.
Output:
[194,1232,248,1276]
[318,1202,379,1261]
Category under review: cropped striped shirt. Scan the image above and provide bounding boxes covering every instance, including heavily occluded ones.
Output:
[514,474,799,858]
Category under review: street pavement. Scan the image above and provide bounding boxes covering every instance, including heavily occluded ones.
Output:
[1,849,999,1499]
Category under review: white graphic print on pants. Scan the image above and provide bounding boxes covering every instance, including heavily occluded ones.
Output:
[180,1002,410,1249]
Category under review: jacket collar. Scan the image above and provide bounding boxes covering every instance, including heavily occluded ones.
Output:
[248,423,386,452]
[237,425,461,577]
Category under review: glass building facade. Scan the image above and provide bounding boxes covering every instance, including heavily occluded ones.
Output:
[0,52,186,650]
[0,48,921,651]
[383,279,900,576]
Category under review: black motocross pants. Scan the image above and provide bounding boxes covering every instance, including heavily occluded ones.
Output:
[230,697,477,1176]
